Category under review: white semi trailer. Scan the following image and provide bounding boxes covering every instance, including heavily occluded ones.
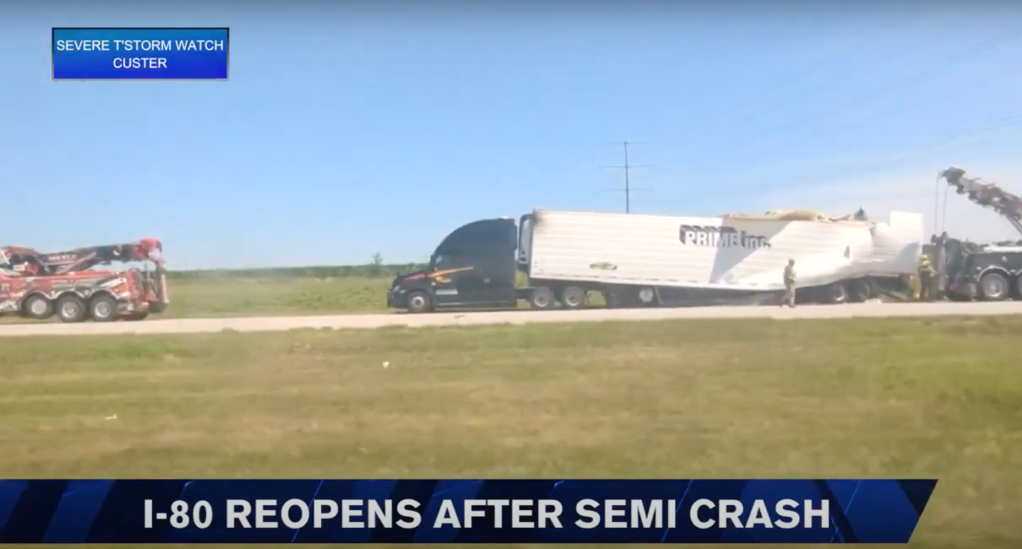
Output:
[387,208,926,313]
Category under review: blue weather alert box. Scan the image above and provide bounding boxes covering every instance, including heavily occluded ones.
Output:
[52,27,229,80]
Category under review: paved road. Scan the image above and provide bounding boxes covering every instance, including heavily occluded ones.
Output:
[1,301,1021,337]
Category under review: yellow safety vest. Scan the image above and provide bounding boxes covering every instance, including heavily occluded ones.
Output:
[918,255,932,270]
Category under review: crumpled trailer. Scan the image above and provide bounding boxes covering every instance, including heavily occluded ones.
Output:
[519,208,926,308]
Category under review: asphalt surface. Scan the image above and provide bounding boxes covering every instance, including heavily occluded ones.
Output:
[1,301,1021,337]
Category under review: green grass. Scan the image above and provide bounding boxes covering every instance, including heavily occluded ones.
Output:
[162,263,416,317]
[1,316,1019,548]
[164,276,394,317]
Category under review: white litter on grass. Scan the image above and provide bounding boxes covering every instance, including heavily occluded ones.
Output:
[104,414,118,421]
[382,361,390,368]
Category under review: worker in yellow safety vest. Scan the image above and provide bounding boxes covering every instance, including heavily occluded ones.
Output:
[918,253,936,301]
[782,259,797,308]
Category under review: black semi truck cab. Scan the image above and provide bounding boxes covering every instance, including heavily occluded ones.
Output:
[386,216,535,313]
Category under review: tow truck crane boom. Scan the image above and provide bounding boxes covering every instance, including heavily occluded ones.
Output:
[940,167,1022,237]
[0,238,164,276]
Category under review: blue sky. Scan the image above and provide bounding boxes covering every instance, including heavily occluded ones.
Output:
[3,0,1022,269]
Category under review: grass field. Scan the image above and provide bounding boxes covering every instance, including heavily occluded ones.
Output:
[164,276,394,317]
[1,316,1019,547]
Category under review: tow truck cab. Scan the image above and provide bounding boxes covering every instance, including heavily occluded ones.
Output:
[387,215,535,313]
[944,240,1022,301]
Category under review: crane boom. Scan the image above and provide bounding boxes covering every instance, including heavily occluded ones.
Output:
[0,238,164,276]
[940,167,1022,237]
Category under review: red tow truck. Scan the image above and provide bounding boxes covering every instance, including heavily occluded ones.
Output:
[0,238,169,322]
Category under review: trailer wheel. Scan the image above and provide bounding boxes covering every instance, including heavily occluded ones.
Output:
[824,283,849,304]
[638,287,657,306]
[405,291,433,314]
[559,286,587,309]
[55,294,88,323]
[529,286,557,310]
[89,294,118,322]
[21,295,54,320]
[848,279,872,302]
[979,272,1010,301]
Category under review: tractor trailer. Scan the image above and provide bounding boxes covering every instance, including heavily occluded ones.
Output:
[386,209,926,313]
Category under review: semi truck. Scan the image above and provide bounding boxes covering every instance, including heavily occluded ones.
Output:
[0,238,169,322]
[386,208,926,313]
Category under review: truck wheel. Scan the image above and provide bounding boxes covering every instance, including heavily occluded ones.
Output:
[559,286,587,309]
[89,294,118,322]
[21,295,54,320]
[405,291,433,314]
[529,286,556,310]
[55,294,88,323]
[979,272,1010,301]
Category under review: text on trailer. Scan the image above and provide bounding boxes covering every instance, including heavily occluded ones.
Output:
[679,225,772,249]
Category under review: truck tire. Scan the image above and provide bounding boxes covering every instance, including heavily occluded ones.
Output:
[979,272,1010,301]
[89,294,118,322]
[405,291,433,314]
[55,294,88,323]
[21,295,54,320]
[559,286,587,309]
[529,286,557,310]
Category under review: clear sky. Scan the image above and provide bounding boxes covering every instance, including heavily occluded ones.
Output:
[3,0,1022,269]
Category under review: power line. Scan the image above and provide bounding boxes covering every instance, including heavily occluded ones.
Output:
[600,141,651,214]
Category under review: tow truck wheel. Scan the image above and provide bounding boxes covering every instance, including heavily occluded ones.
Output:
[559,286,587,309]
[21,295,54,320]
[55,294,88,323]
[405,291,433,314]
[529,286,556,310]
[89,294,118,322]
[979,272,1010,301]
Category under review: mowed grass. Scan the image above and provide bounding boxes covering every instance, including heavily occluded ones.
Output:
[1,317,1020,548]
[163,276,393,317]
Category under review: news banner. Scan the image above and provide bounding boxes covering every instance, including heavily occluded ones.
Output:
[0,479,935,544]
[52,27,229,80]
